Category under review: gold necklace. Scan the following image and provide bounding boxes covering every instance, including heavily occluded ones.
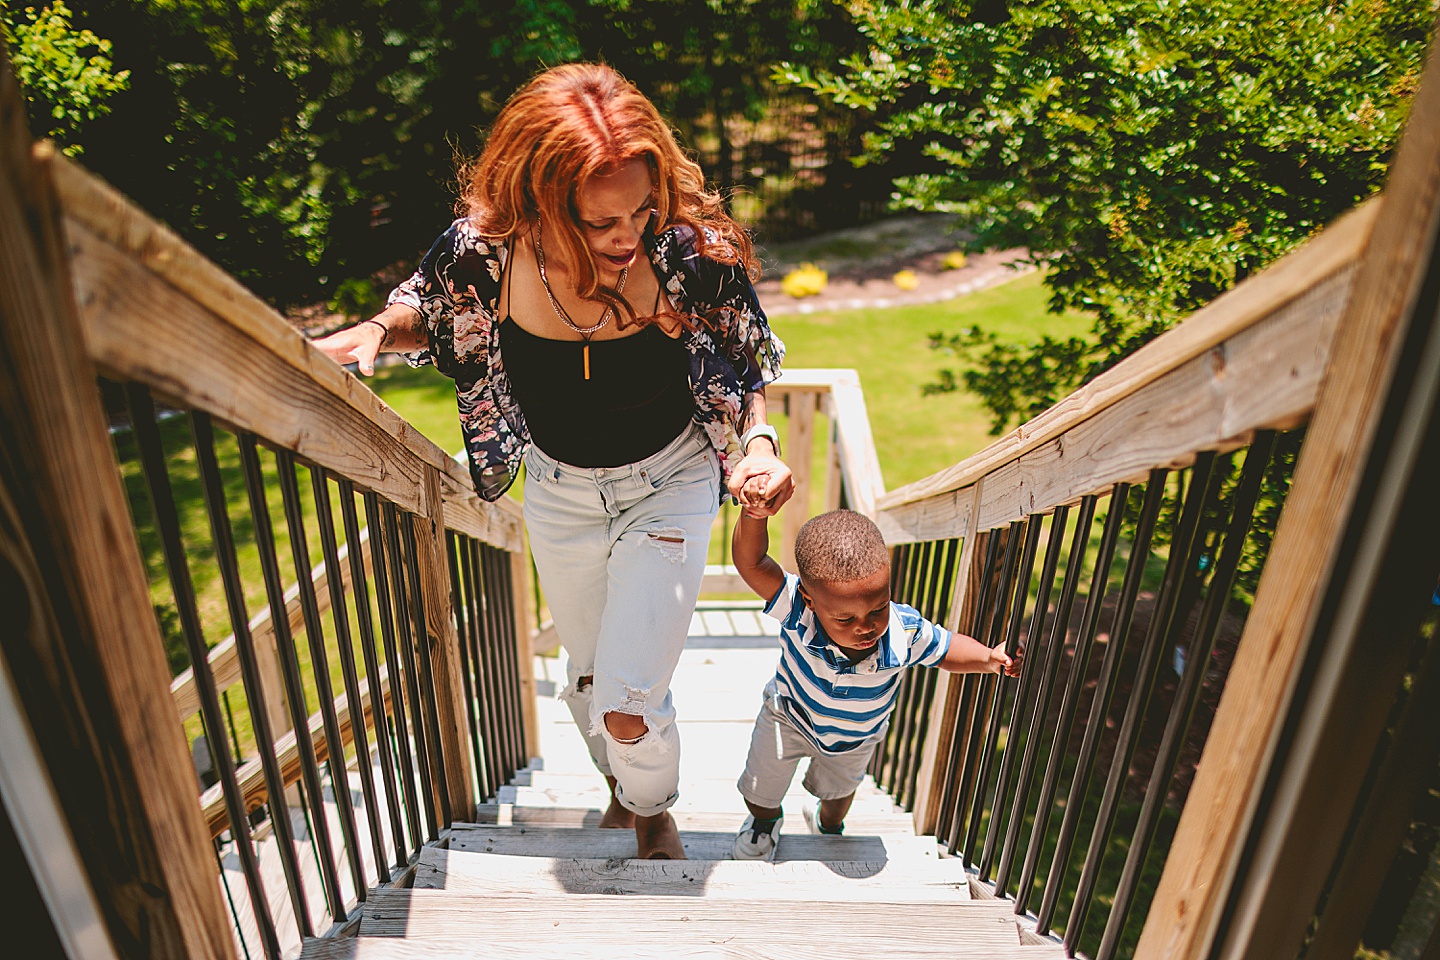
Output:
[534,222,628,379]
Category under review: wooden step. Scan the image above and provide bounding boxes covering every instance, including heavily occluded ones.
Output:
[302,934,1067,959]
[356,889,1026,945]
[470,803,916,836]
[414,847,971,899]
[513,769,895,799]
[447,822,939,863]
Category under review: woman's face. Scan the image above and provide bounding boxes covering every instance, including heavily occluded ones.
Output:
[574,158,653,280]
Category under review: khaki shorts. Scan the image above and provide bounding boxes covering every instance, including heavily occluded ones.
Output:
[735,688,887,808]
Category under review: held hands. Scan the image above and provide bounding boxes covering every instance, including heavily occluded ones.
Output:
[313,319,385,376]
[727,450,794,519]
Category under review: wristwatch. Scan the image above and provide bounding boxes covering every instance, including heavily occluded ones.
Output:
[739,423,781,457]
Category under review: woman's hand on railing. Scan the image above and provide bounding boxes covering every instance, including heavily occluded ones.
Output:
[312,303,425,376]
[728,452,795,519]
[313,318,387,376]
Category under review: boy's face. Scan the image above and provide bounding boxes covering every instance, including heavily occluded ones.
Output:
[798,567,891,658]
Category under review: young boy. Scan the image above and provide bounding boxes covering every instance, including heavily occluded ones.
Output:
[729,506,1021,861]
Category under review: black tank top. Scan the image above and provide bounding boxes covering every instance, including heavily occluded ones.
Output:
[501,321,694,467]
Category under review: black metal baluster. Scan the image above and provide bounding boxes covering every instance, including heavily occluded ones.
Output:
[485,543,524,779]
[1036,472,1167,936]
[946,530,1006,853]
[447,532,486,801]
[963,519,1031,866]
[884,542,926,790]
[904,538,962,808]
[341,483,408,874]
[1095,439,1276,960]
[400,512,453,829]
[382,504,439,840]
[993,505,1073,893]
[193,413,310,941]
[237,434,346,921]
[310,469,387,887]
[899,539,952,806]
[1002,496,1098,904]
[463,539,499,801]
[363,493,423,856]
[870,546,906,784]
[976,515,1045,878]
[125,389,281,960]
[934,531,995,841]
[275,450,367,905]
[1066,454,1220,955]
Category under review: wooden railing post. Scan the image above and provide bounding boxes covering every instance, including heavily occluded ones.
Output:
[910,481,984,834]
[511,545,542,764]
[0,50,236,960]
[416,465,477,824]
[780,388,819,569]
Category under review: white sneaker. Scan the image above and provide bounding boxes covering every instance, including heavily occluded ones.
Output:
[732,814,783,861]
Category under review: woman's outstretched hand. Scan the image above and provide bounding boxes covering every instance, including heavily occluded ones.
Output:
[313,321,385,376]
[728,451,794,518]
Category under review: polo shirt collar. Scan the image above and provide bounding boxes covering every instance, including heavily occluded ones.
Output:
[808,605,906,669]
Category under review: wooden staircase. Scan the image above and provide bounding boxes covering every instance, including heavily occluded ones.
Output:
[299,613,1066,959]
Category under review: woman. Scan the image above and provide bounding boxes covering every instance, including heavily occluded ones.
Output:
[315,63,793,859]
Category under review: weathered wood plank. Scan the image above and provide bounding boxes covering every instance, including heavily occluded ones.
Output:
[1137,31,1440,960]
[878,200,1378,513]
[779,389,819,569]
[0,68,235,958]
[464,804,910,835]
[358,889,1019,943]
[911,269,1352,537]
[827,370,886,519]
[415,465,475,824]
[413,848,970,899]
[448,823,936,862]
[509,547,542,762]
[877,483,975,547]
[301,935,1064,960]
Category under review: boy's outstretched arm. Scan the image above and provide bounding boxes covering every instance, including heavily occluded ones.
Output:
[732,513,786,604]
[941,631,1023,678]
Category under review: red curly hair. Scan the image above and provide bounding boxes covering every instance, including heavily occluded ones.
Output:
[459,62,757,307]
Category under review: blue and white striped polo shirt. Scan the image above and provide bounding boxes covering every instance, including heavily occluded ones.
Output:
[763,573,952,754]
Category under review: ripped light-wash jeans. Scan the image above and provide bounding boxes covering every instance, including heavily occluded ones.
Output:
[522,422,720,817]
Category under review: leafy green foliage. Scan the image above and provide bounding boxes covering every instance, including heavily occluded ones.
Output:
[784,0,1433,432]
[1,1,864,310]
[1,0,129,155]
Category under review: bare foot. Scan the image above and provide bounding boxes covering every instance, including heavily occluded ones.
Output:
[635,811,685,860]
[598,776,634,829]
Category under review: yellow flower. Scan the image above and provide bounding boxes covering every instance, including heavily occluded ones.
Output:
[781,263,828,298]
[893,269,920,290]
[942,250,968,270]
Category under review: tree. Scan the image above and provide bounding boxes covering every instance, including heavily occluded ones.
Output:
[783,0,1433,431]
[1,0,129,155]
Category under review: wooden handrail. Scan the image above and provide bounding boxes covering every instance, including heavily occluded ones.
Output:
[51,154,523,555]
[876,200,1378,546]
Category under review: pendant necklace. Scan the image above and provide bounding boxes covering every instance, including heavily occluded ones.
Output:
[534,222,628,380]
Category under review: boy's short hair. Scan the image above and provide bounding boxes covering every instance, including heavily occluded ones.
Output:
[793,509,889,583]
